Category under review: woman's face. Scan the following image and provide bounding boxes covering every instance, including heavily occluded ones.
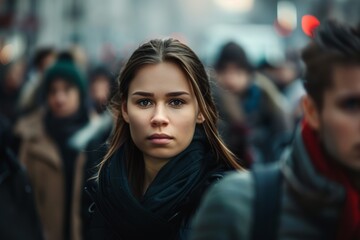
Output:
[122,62,204,162]
[47,78,81,118]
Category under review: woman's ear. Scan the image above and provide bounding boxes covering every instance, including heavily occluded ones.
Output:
[302,95,320,130]
[196,112,205,123]
[121,101,129,123]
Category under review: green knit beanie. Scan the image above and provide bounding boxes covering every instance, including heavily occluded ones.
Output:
[43,60,87,98]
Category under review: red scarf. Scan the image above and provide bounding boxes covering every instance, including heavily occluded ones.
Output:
[302,120,360,240]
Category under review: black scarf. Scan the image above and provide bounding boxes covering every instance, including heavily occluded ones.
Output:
[96,127,227,240]
[44,106,89,143]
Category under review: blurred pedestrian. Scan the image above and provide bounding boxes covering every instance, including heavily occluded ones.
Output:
[80,67,115,238]
[18,47,57,115]
[0,113,44,240]
[0,59,27,125]
[88,65,114,115]
[15,57,91,240]
[213,41,291,165]
[258,55,305,125]
[190,20,360,240]
[86,39,244,240]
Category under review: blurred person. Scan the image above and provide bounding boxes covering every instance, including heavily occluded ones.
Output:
[190,20,360,240]
[79,66,115,237]
[18,47,57,115]
[86,39,244,240]
[100,43,118,71]
[81,64,114,175]
[259,56,305,124]
[213,42,291,165]
[0,59,26,125]
[88,66,114,115]
[0,113,44,240]
[15,58,92,240]
[81,66,114,212]
[258,58,298,92]
[81,127,112,240]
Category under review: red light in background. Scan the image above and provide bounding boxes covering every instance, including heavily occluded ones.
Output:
[302,15,320,37]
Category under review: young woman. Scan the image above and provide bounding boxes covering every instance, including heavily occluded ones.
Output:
[88,39,244,240]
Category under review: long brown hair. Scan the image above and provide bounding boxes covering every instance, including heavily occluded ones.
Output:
[98,39,244,197]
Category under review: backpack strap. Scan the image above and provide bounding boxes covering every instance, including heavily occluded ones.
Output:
[251,164,283,240]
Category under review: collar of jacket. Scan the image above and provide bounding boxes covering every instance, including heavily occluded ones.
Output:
[280,124,345,206]
[15,108,63,170]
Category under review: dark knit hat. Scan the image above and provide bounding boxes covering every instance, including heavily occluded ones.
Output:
[214,41,254,73]
[43,59,87,98]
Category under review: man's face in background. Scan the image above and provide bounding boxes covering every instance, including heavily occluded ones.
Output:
[315,65,360,172]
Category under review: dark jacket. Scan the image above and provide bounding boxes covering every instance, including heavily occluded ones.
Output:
[81,122,112,239]
[0,147,44,240]
[190,126,344,240]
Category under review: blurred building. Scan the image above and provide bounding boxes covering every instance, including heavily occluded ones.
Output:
[0,0,359,65]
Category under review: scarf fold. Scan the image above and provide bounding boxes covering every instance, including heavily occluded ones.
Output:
[302,120,360,240]
[97,127,223,239]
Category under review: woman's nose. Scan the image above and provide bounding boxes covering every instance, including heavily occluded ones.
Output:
[150,105,169,127]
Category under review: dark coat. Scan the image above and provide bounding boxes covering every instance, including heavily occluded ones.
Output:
[191,126,345,240]
[0,147,44,240]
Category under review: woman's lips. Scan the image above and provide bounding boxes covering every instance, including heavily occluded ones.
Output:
[147,134,173,145]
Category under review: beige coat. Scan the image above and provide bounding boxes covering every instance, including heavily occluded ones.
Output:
[15,109,86,240]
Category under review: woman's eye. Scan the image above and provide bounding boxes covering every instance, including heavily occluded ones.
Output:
[137,99,152,107]
[169,99,184,107]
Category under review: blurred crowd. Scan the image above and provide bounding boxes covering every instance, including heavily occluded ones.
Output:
[0,45,116,240]
[0,40,305,163]
[0,39,304,239]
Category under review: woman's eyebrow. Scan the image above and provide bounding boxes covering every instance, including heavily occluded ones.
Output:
[166,91,190,97]
[131,91,154,97]
[131,91,190,97]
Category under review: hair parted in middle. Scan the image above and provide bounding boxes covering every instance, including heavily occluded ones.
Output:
[97,38,243,195]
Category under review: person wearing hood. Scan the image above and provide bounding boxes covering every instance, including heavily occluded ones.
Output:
[15,56,90,240]
[190,20,360,240]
